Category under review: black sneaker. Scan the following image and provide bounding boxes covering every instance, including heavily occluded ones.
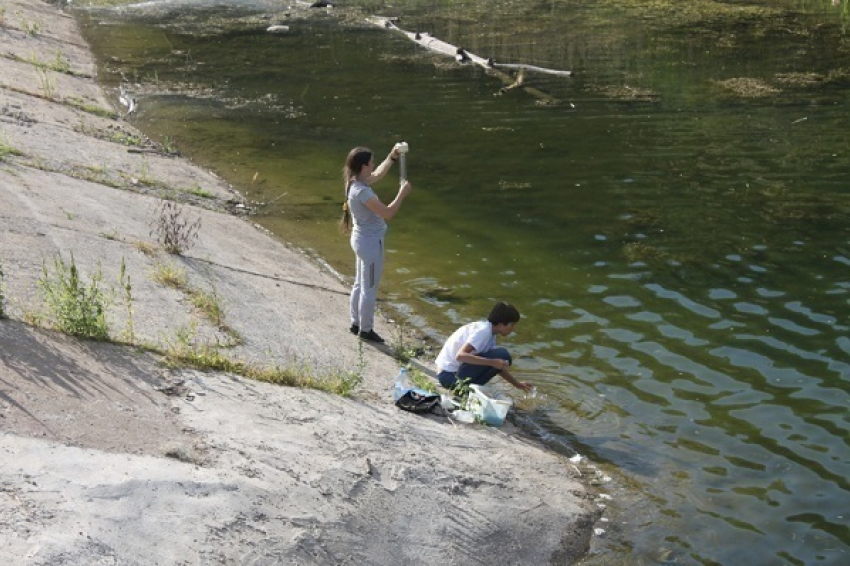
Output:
[358,329,385,344]
[349,324,359,335]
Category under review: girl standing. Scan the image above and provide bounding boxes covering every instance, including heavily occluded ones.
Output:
[340,145,412,343]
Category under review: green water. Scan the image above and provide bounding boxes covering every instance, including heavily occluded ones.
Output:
[77,1,849,564]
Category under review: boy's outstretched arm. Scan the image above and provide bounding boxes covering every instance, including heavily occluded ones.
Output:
[499,367,534,392]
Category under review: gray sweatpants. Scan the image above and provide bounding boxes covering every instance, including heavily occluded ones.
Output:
[350,235,384,332]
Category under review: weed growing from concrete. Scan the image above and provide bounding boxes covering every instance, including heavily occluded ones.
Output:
[150,259,187,289]
[36,67,56,99]
[119,258,135,344]
[26,49,71,74]
[137,158,155,185]
[161,136,178,154]
[0,133,22,162]
[110,130,145,147]
[407,366,437,394]
[38,253,110,340]
[17,12,42,36]
[150,200,201,254]
[162,332,362,396]
[186,185,213,199]
[390,321,419,364]
[189,286,224,327]
[66,97,117,119]
[26,19,41,36]
[51,50,70,74]
[0,257,5,319]
[134,240,159,256]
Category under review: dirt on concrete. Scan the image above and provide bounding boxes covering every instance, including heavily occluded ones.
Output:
[0,1,600,564]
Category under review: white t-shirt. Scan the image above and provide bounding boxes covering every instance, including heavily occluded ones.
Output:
[435,320,495,373]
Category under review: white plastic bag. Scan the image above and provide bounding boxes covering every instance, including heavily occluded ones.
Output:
[467,385,513,426]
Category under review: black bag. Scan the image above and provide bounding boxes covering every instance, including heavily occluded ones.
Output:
[394,389,441,413]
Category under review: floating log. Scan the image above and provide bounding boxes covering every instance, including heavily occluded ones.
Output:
[494,63,572,78]
[367,16,570,103]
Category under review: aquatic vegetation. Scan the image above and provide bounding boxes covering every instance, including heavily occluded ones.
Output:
[761,193,850,226]
[623,242,671,264]
[619,0,783,27]
[623,209,664,234]
[594,84,661,101]
[774,72,826,88]
[713,77,781,98]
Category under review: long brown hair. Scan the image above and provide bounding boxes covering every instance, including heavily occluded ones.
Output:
[339,147,373,234]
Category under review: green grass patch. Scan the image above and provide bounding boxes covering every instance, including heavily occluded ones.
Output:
[187,185,214,199]
[66,97,119,119]
[163,337,363,397]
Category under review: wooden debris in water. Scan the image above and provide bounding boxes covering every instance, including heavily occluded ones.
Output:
[366,16,571,104]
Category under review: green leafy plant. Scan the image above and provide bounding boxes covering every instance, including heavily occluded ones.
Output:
[38,253,110,340]
[150,200,201,255]
[452,377,473,409]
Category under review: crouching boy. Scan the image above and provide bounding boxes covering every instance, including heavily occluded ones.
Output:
[435,302,534,392]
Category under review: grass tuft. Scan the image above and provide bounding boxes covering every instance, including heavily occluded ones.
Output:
[163,335,363,397]
[0,133,23,162]
[151,260,187,289]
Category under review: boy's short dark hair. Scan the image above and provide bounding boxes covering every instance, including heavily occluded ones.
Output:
[487,302,520,326]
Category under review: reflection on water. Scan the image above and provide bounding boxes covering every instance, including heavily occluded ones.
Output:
[77,0,849,564]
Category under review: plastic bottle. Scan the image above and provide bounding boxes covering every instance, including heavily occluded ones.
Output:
[392,367,409,401]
